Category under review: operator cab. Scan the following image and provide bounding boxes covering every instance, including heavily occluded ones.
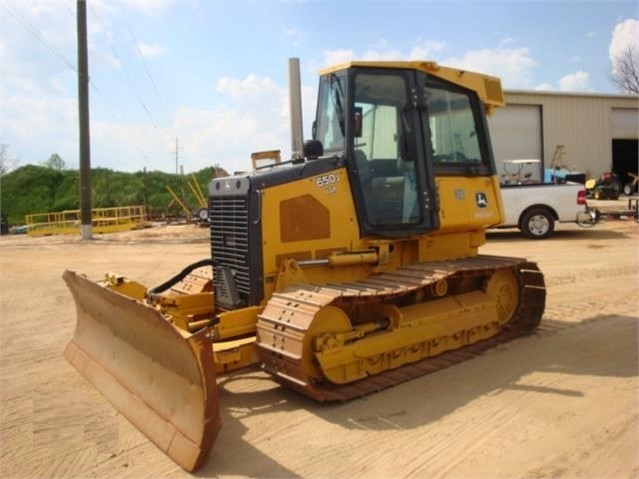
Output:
[312,63,497,238]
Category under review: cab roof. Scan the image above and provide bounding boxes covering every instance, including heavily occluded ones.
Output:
[318,60,505,113]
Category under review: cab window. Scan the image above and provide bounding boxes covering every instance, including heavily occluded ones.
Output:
[425,86,483,165]
[314,73,346,153]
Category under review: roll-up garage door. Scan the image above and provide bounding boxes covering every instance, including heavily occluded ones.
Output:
[487,104,543,181]
[611,108,639,139]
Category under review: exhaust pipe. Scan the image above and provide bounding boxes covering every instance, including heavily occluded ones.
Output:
[288,58,304,161]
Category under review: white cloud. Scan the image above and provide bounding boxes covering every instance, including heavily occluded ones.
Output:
[138,42,165,58]
[443,48,538,89]
[122,0,176,15]
[4,95,76,143]
[534,71,592,93]
[360,38,405,60]
[1,1,77,78]
[87,0,118,36]
[408,39,445,60]
[361,48,404,61]
[144,74,320,174]
[3,0,317,176]
[88,120,164,171]
[534,83,555,91]
[558,71,590,92]
[498,36,516,48]
[321,49,356,67]
[609,18,639,71]
[168,105,286,174]
[318,43,538,90]
[216,74,281,100]
[321,38,444,66]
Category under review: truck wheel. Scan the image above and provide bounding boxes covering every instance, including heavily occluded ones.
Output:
[521,208,555,239]
[623,183,633,196]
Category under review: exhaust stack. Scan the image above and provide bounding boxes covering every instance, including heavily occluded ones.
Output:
[288,58,304,161]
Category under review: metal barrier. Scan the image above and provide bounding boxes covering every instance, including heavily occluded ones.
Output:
[25,206,148,237]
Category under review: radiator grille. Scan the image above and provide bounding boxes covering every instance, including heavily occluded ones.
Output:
[209,195,251,299]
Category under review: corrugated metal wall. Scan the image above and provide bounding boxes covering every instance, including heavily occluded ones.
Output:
[491,91,638,179]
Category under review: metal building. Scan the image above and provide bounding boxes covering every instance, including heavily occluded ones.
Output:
[487,90,638,187]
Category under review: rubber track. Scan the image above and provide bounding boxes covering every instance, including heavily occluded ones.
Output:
[256,255,546,402]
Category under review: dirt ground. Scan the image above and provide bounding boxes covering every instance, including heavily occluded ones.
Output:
[1,216,637,479]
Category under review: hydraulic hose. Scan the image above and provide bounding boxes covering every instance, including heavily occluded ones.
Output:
[148,259,216,295]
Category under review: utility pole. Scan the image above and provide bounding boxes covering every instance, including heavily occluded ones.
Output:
[175,137,179,175]
[77,0,92,240]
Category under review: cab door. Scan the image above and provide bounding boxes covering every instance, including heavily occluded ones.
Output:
[348,68,439,237]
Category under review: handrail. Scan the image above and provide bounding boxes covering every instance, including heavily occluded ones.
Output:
[25,205,148,236]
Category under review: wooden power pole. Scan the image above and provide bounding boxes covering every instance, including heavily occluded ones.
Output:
[77,0,92,240]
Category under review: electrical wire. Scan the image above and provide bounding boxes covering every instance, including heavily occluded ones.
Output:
[4,0,178,172]
[119,4,172,126]
[117,5,181,173]
[89,81,151,165]
[85,2,172,169]
[34,0,77,56]
[88,3,164,139]
[88,2,178,169]
[2,1,76,72]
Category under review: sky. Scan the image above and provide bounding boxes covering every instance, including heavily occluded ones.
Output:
[1,1,638,176]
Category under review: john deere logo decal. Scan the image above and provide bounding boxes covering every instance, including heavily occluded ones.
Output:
[475,192,488,208]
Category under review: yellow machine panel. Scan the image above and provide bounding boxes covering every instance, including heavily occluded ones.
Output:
[436,175,504,232]
[261,167,361,271]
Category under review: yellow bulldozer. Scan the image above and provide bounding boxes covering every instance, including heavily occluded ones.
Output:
[63,58,546,471]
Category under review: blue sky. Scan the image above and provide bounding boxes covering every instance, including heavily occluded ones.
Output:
[1,1,637,175]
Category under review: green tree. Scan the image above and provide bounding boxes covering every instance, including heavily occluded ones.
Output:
[43,153,66,170]
[0,164,220,225]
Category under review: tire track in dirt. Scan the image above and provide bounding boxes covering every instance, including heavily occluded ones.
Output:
[337,315,638,479]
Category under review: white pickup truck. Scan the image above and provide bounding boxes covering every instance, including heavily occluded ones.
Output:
[497,182,589,239]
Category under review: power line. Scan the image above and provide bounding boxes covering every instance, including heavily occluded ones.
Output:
[89,80,151,165]
[88,3,163,139]
[119,4,172,126]
[6,1,154,170]
[4,1,177,172]
[116,5,181,171]
[2,1,76,72]
[34,0,76,55]
[85,2,171,168]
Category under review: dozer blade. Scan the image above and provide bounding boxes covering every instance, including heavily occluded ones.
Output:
[62,270,220,472]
